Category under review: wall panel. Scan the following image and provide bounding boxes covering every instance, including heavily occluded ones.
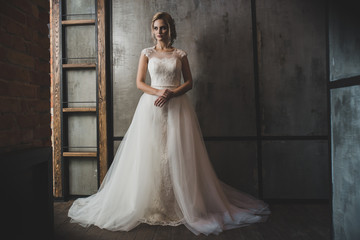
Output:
[331,86,360,239]
[64,25,96,63]
[329,1,360,81]
[205,141,258,196]
[64,0,95,20]
[68,157,98,195]
[67,114,97,151]
[66,69,97,108]
[329,1,360,238]
[256,0,327,136]
[262,140,329,199]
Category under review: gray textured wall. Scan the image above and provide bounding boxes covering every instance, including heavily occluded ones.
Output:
[329,1,360,81]
[330,0,360,239]
[65,25,96,63]
[67,114,98,194]
[69,157,98,195]
[66,70,96,108]
[256,0,328,199]
[331,87,360,240]
[111,0,329,199]
[262,140,328,199]
[64,0,95,20]
[257,0,327,136]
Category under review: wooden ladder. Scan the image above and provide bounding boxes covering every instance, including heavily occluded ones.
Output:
[51,0,107,199]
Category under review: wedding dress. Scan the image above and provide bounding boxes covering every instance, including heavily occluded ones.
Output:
[68,46,270,235]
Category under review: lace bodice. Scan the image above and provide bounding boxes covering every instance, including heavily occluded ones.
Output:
[141,47,187,89]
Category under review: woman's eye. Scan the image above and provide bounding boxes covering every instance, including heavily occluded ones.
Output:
[154,27,158,30]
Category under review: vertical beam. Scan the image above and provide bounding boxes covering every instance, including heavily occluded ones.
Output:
[51,0,63,198]
[106,0,114,163]
[325,1,333,238]
[250,0,263,198]
[97,0,108,184]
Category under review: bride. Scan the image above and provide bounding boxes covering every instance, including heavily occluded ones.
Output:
[68,11,270,236]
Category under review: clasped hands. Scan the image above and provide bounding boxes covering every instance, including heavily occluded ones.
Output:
[154,89,174,107]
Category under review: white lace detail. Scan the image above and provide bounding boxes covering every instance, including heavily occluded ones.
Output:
[176,49,187,58]
[141,47,186,89]
[140,103,184,226]
[138,47,187,225]
[141,47,187,59]
[141,48,152,58]
[149,58,180,87]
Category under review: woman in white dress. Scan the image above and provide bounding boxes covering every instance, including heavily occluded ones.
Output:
[68,12,270,236]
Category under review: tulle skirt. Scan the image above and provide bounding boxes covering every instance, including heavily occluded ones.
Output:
[68,93,270,235]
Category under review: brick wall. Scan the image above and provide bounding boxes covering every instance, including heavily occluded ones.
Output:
[0,0,51,153]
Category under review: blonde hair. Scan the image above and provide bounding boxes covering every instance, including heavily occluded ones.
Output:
[151,12,177,47]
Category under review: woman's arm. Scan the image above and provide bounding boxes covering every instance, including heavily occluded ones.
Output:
[173,55,193,96]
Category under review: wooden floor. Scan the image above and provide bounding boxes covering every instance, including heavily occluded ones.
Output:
[54,201,331,240]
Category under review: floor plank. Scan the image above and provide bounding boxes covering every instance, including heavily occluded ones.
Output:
[133,224,158,240]
[54,201,331,240]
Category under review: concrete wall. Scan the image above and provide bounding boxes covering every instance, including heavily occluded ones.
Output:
[66,70,97,108]
[257,0,327,136]
[64,25,96,63]
[329,0,360,81]
[256,0,329,199]
[331,86,360,240]
[262,140,328,199]
[329,0,360,239]
[111,0,329,199]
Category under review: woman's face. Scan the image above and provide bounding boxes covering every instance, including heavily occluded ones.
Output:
[153,19,169,42]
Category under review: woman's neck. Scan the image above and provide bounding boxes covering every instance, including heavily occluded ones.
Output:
[155,41,171,50]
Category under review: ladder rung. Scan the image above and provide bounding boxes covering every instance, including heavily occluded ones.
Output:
[63,63,96,69]
[62,19,96,25]
[63,108,96,112]
[63,152,97,157]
